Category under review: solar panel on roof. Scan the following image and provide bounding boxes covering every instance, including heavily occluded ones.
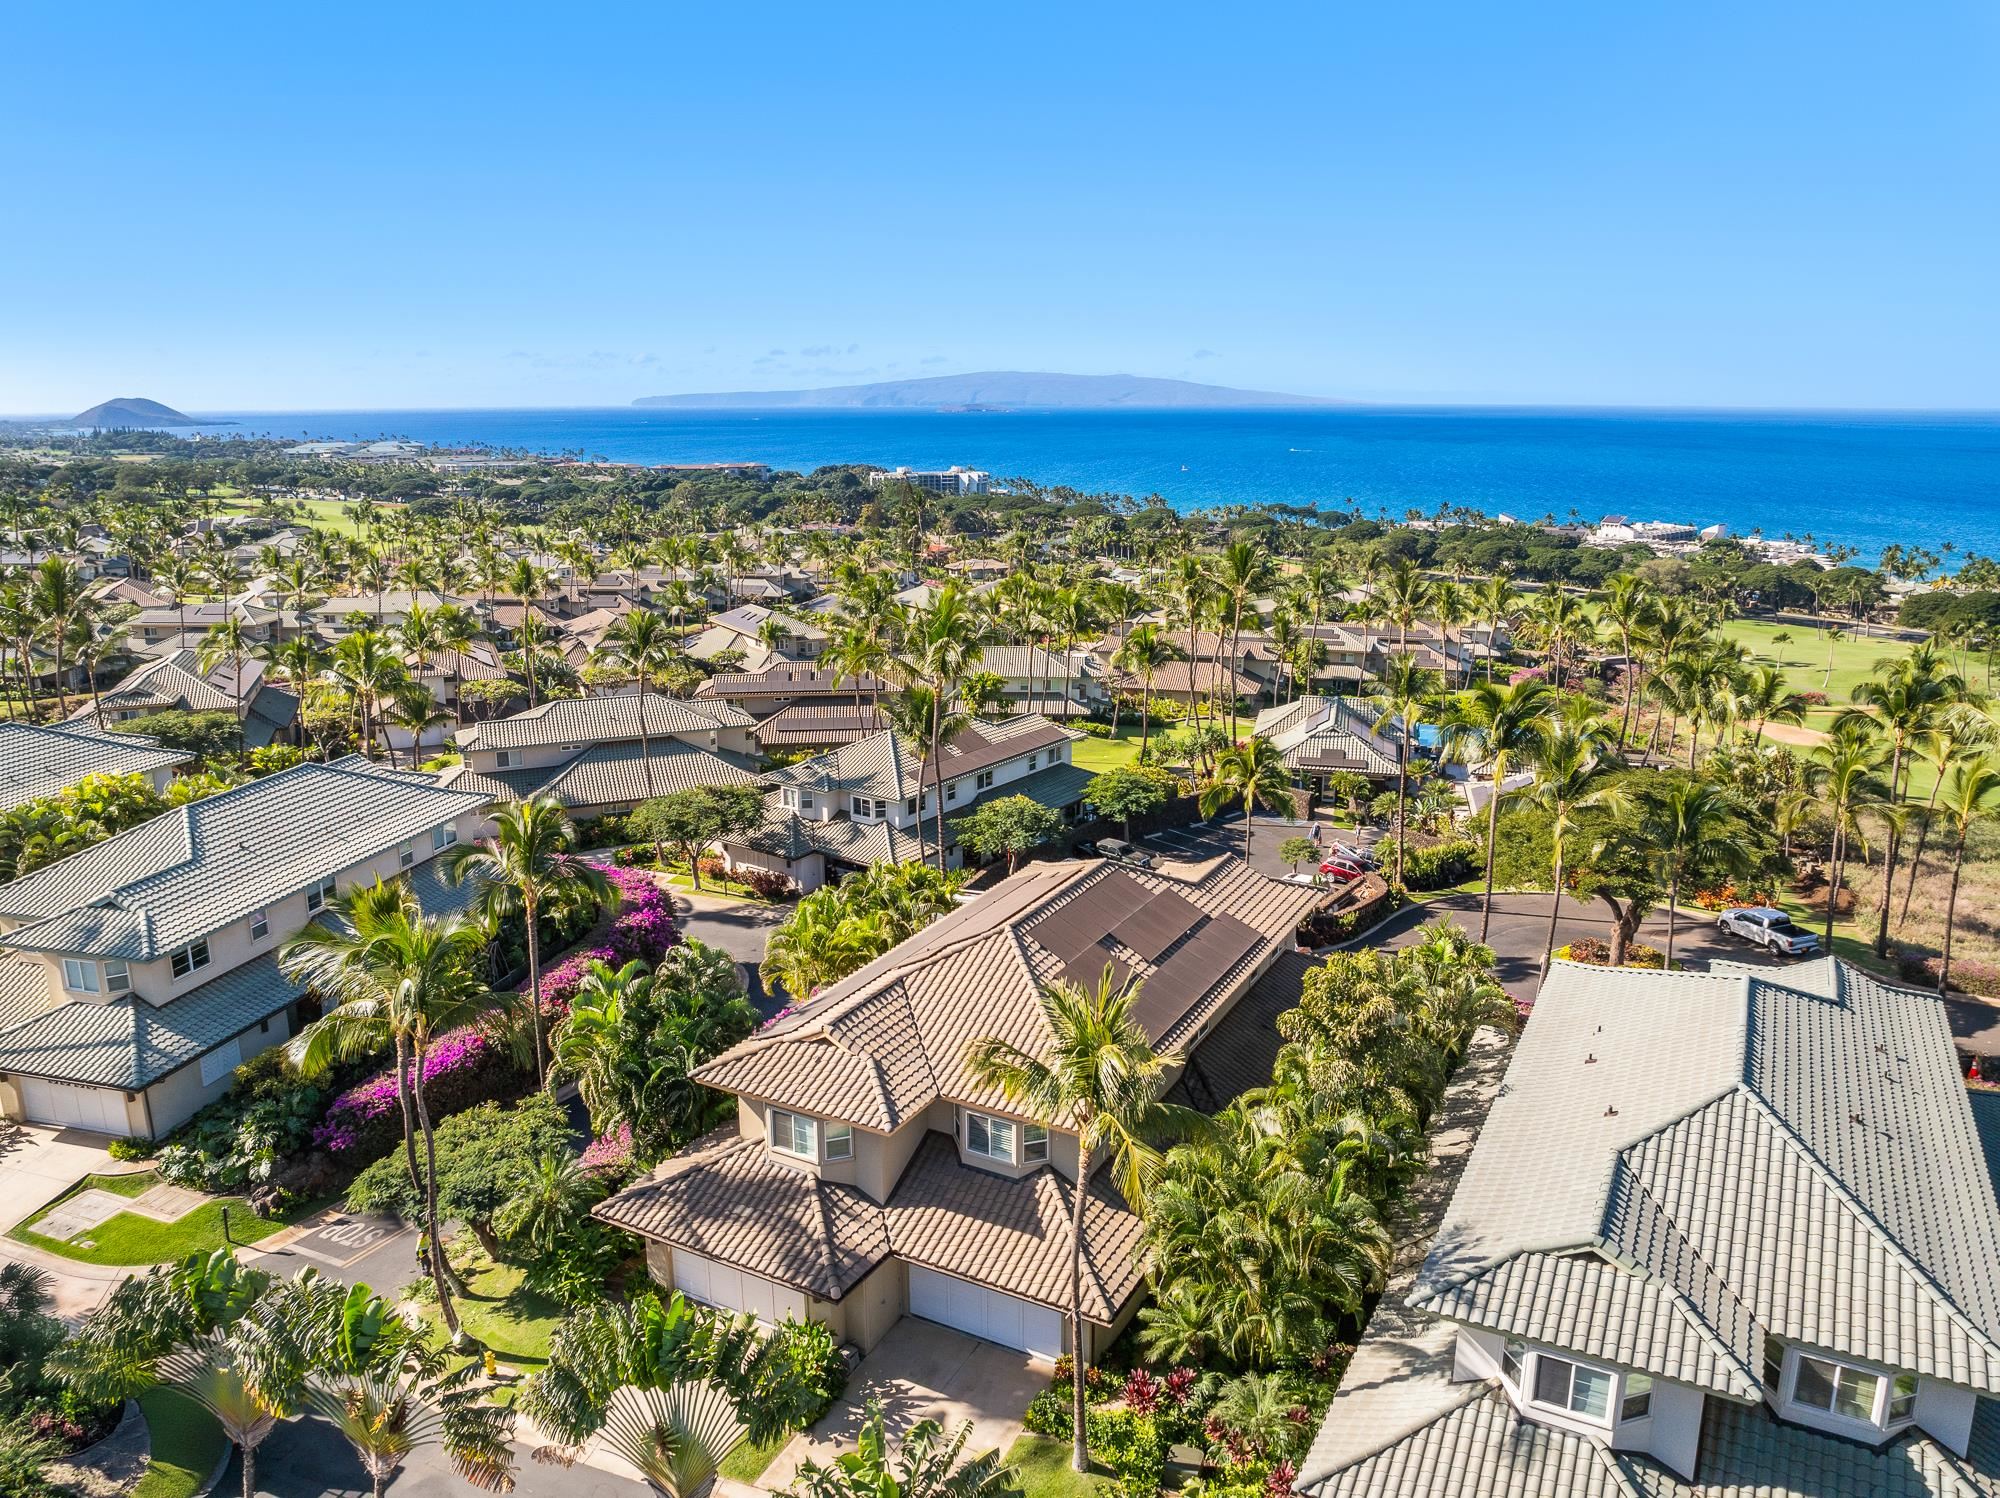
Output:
[1111,886,1204,962]
[1064,951,1132,996]
[1130,913,1262,1042]
[1025,875,1138,966]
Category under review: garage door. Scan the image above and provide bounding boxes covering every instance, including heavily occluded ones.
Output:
[673,1249,808,1325]
[18,1079,130,1134]
[908,1266,1065,1358]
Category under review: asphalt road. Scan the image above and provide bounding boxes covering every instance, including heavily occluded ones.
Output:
[673,889,789,1017]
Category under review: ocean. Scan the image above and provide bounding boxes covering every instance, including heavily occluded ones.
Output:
[179,406,2000,568]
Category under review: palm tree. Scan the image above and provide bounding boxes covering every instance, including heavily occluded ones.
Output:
[1598,573,1655,748]
[1111,622,1180,758]
[1214,540,1273,738]
[1934,753,2000,995]
[1737,663,1807,746]
[1368,652,1442,887]
[550,957,655,1133]
[329,628,407,760]
[281,881,494,1335]
[28,556,89,717]
[1372,559,1430,655]
[603,607,678,801]
[1477,573,1519,685]
[909,588,983,858]
[1805,724,1893,945]
[195,615,255,744]
[303,1279,513,1497]
[447,796,612,1091]
[1522,715,1614,982]
[965,969,1197,1473]
[432,602,484,726]
[497,1148,603,1257]
[385,680,452,768]
[785,1398,1022,1498]
[1199,738,1293,865]
[1437,677,1557,939]
[1608,774,1753,967]
[53,1250,313,1498]
[521,1291,825,1498]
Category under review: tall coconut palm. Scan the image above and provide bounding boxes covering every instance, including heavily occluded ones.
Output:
[196,615,255,746]
[1437,677,1557,939]
[432,602,485,725]
[28,556,89,716]
[329,628,407,760]
[1934,753,2000,995]
[1368,652,1442,887]
[1522,715,1615,982]
[603,607,677,800]
[1598,573,1655,748]
[1805,724,1893,945]
[1167,555,1212,726]
[1214,540,1273,738]
[1111,622,1180,758]
[447,796,612,1091]
[1605,774,1753,967]
[965,969,1197,1473]
[1899,705,1994,923]
[1199,738,1293,865]
[522,1291,826,1498]
[1477,572,1519,685]
[1736,663,1808,747]
[909,588,983,858]
[1372,559,1430,654]
[281,881,494,1335]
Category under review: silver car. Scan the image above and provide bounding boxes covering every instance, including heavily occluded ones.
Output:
[1717,906,1820,956]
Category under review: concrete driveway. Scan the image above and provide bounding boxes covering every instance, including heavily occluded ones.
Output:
[225,1413,655,1497]
[0,1121,119,1231]
[761,1319,1046,1492]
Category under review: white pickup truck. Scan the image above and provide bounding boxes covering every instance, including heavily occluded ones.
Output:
[1717,906,1821,956]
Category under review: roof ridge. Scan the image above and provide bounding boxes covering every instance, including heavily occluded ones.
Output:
[1735,1082,2000,1365]
[1583,1225,1765,1400]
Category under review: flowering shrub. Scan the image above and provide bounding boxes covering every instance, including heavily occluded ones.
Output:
[1690,883,1776,912]
[311,1027,508,1154]
[1800,689,1829,705]
[733,867,794,899]
[1557,938,1665,969]
[580,1122,635,1174]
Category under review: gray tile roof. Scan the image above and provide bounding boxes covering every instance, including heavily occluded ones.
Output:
[764,716,1078,804]
[507,739,762,811]
[0,722,191,812]
[0,758,489,960]
[458,692,751,751]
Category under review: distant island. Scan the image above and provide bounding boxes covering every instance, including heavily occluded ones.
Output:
[71,397,201,428]
[635,371,1342,410]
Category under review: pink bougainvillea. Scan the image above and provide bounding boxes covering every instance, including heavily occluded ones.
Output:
[580,1121,635,1173]
[312,1029,491,1151]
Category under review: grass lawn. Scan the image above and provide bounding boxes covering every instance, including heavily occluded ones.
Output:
[720,1427,793,1483]
[1071,726,1144,774]
[131,1388,227,1498]
[9,1171,289,1266]
[1720,618,1912,712]
[1005,1434,1116,1498]
[424,1253,566,1373]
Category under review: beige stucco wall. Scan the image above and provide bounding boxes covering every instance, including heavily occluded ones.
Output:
[140,1008,294,1137]
[846,1259,908,1352]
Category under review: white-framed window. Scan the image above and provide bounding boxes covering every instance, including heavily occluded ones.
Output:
[1502,1338,1525,1385]
[946,780,960,803]
[1763,1335,1785,1391]
[399,842,415,868]
[800,790,815,810]
[1028,754,1039,771]
[851,796,883,819]
[104,960,131,994]
[906,798,918,816]
[62,958,100,994]
[1532,1355,1612,1421]
[432,823,458,850]
[1023,1123,1049,1163]
[305,874,337,912]
[1889,1374,1919,1425]
[198,1036,242,1087]
[170,939,212,980]
[1620,1373,1652,1423]
[249,910,269,941]
[769,1109,817,1158]
[495,749,516,769]
[825,1123,854,1160]
[783,788,799,809]
[965,1111,1016,1161]
[1793,1356,1881,1424]
[976,769,995,790]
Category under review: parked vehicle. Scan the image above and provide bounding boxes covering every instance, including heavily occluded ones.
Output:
[1330,841,1378,869]
[1091,837,1157,870]
[1318,856,1366,883]
[1717,906,1820,956]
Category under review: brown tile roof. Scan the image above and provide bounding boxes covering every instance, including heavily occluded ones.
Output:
[597,1128,1145,1321]
[697,855,1322,1129]
[705,665,889,700]
[754,703,890,749]
[1106,660,1260,697]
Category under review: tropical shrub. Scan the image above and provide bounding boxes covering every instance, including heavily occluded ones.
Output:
[763,862,969,999]
[1399,838,1479,891]
[107,1136,156,1162]
[1902,953,2000,998]
[732,866,795,899]
[311,1026,517,1158]
[0,771,170,880]
[155,1046,334,1194]
[1073,719,1115,738]
[345,1093,573,1253]
[1556,938,1663,969]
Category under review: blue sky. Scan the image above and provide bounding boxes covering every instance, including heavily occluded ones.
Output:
[3,1,1995,413]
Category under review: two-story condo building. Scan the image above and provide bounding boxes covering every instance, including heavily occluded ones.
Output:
[1300,956,2000,1497]
[596,853,1323,1359]
[0,758,489,1137]
[75,649,301,749]
[0,721,191,813]
[1250,696,1403,801]
[718,716,1089,894]
[441,694,762,823]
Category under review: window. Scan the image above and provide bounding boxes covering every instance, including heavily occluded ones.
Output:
[1023,1123,1049,1163]
[170,939,212,980]
[1028,754,1039,771]
[198,1037,242,1087]
[1763,1336,1786,1393]
[495,749,516,769]
[62,959,100,994]
[1532,1355,1612,1421]
[906,798,919,817]
[1501,1339,1525,1385]
[825,1123,854,1161]
[784,788,799,809]
[1889,1374,1919,1425]
[851,796,883,819]
[249,910,269,941]
[305,874,337,912]
[768,1109,816,1158]
[399,842,415,868]
[965,1112,1016,1161]
[1793,1356,1880,1424]
[947,780,960,803]
[104,960,130,994]
[432,823,458,850]
[800,791,815,811]
[1621,1374,1653,1423]
[976,769,995,790]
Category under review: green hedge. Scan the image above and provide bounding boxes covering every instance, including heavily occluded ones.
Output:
[1401,839,1480,891]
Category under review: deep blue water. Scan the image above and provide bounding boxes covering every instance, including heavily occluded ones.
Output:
[178,406,2000,567]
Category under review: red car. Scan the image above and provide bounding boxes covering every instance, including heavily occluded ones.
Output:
[1317,857,1365,882]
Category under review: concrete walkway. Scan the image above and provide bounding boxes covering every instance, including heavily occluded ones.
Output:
[761,1320,1046,1493]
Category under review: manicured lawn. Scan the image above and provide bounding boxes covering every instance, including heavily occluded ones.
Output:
[1720,618,1911,713]
[720,1427,793,1483]
[9,1171,288,1266]
[1071,726,1144,774]
[1005,1434,1116,1498]
[132,1388,227,1498]
[425,1254,566,1372]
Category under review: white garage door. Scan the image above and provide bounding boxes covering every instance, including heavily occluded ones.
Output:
[18,1078,130,1134]
[673,1249,808,1326]
[908,1266,1065,1359]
